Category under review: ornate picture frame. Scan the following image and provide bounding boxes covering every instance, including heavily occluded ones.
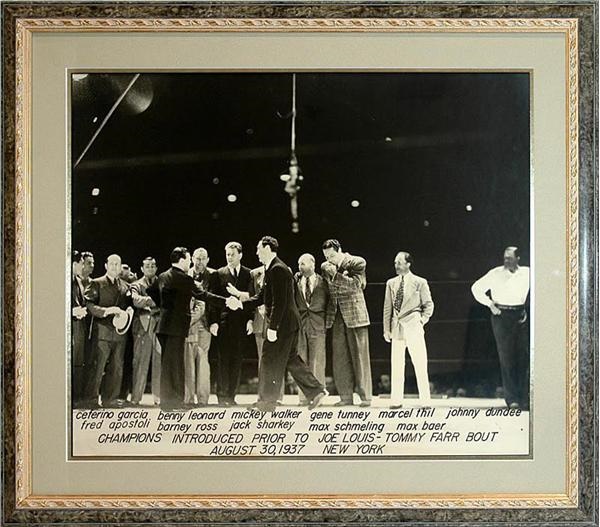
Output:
[1,2,597,525]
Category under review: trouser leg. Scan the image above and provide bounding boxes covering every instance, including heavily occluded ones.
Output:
[159,335,186,408]
[151,335,161,404]
[72,320,86,403]
[390,339,406,405]
[196,328,212,404]
[184,340,197,404]
[84,337,111,405]
[297,329,310,404]
[131,332,152,404]
[331,312,354,403]
[101,340,125,405]
[405,323,431,404]
[259,335,292,404]
[491,313,520,406]
[346,326,372,402]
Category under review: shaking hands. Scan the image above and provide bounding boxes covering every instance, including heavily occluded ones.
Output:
[225,296,243,311]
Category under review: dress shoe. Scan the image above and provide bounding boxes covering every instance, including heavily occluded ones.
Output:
[509,402,520,410]
[308,390,328,410]
[359,400,371,407]
[390,404,403,409]
[334,400,353,407]
[253,402,277,413]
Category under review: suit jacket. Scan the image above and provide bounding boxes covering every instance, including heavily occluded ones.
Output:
[84,275,132,342]
[130,276,160,336]
[322,253,370,329]
[72,275,85,312]
[245,256,300,337]
[188,267,216,334]
[249,266,266,335]
[295,273,329,336]
[208,265,253,329]
[383,272,434,340]
[147,266,225,338]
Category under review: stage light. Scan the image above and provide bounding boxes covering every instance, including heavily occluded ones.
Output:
[351,200,360,208]
[92,116,98,123]
[246,128,254,135]
[91,188,100,196]
[465,205,473,212]
[212,177,220,185]
[280,174,291,182]
[385,136,392,142]
[424,220,430,227]
[227,194,238,203]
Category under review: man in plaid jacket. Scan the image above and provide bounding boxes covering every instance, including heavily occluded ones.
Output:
[321,239,372,407]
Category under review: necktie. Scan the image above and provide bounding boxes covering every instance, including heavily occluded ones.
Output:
[394,275,405,312]
[305,278,312,305]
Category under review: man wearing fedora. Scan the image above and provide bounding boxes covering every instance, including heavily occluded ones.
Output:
[83,253,134,408]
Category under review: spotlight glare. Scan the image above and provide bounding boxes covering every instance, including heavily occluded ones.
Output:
[351,200,360,208]
[212,177,220,185]
[465,204,473,212]
[73,74,88,81]
[227,194,238,203]
[384,136,392,142]
[91,188,100,196]
[92,116,98,123]
[424,220,430,227]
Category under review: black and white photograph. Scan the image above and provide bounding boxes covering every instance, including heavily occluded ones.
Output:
[70,71,531,457]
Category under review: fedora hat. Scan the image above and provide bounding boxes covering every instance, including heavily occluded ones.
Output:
[112,307,134,335]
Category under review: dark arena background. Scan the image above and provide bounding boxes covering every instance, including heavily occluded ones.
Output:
[71,72,530,401]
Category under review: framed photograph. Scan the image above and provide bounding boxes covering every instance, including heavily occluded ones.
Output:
[2,2,597,525]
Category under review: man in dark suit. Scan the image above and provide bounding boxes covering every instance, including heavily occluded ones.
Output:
[83,253,133,408]
[147,247,239,411]
[71,250,88,406]
[208,242,254,406]
[227,236,327,413]
[295,253,329,405]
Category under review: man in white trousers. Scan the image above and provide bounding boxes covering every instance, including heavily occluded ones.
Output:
[382,252,434,408]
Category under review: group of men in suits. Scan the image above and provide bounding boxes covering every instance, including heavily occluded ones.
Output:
[71,236,444,412]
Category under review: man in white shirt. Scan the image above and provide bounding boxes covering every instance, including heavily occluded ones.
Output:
[471,246,530,410]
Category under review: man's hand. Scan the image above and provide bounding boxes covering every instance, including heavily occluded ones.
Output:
[226,283,241,297]
[321,262,336,280]
[104,306,120,316]
[246,320,254,335]
[383,331,392,343]
[489,303,501,316]
[226,296,243,311]
[210,323,219,337]
[72,306,87,319]
[267,329,278,342]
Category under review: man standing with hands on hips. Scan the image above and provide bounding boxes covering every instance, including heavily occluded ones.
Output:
[382,251,434,409]
[471,246,530,410]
